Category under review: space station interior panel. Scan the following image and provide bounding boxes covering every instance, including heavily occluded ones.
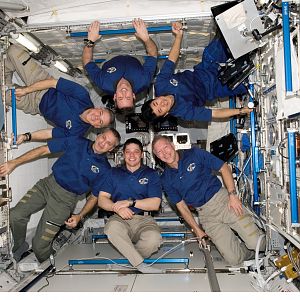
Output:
[0,0,300,293]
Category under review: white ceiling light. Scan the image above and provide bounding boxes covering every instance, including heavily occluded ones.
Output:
[0,1,28,11]
[10,33,40,53]
[53,60,68,73]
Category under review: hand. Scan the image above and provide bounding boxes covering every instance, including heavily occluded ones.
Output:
[239,107,253,115]
[199,235,209,248]
[112,200,131,212]
[195,230,208,240]
[194,229,209,247]
[172,22,183,37]
[193,228,207,239]
[88,21,101,42]
[132,18,149,42]
[228,194,243,216]
[65,214,82,228]
[116,207,134,220]
[0,161,17,176]
[15,87,28,100]
[16,134,27,145]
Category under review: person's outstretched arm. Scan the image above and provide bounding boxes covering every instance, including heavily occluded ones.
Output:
[212,107,252,119]
[65,194,98,228]
[219,163,243,217]
[176,200,207,238]
[168,22,183,63]
[133,18,158,57]
[0,145,50,176]
[15,78,57,100]
[82,21,101,66]
[17,129,53,145]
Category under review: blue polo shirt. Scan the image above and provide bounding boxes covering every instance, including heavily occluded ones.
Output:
[161,147,224,207]
[93,165,162,214]
[48,136,111,195]
[39,78,93,138]
[85,55,157,95]
[154,39,247,122]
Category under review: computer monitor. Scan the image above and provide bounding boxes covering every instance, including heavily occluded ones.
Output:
[153,115,178,132]
[212,0,264,59]
[125,113,149,133]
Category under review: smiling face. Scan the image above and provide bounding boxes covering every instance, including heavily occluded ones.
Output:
[86,108,111,128]
[123,142,143,171]
[150,95,174,117]
[114,78,135,109]
[153,137,178,167]
[93,130,118,154]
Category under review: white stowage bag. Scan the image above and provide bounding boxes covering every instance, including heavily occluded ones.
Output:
[275,37,300,120]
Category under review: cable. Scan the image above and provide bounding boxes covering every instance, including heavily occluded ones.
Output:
[71,255,137,269]
[248,234,268,291]
[255,234,266,276]
[54,238,195,273]
[236,154,252,183]
[263,269,281,290]
[37,271,55,292]
[277,138,288,159]
[287,242,300,274]
[146,237,199,267]
[234,162,266,230]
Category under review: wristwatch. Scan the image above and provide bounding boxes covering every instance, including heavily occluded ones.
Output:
[228,190,238,196]
[130,199,136,207]
[84,39,95,48]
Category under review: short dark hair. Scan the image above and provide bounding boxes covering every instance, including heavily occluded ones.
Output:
[141,99,160,123]
[115,106,135,115]
[106,108,115,124]
[123,138,143,152]
[100,127,121,147]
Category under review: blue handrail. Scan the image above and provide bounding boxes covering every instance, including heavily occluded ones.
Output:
[11,88,17,148]
[287,129,299,225]
[69,258,189,266]
[94,55,168,64]
[249,84,259,213]
[92,232,185,242]
[69,25,172,37]
[282,2,293,92]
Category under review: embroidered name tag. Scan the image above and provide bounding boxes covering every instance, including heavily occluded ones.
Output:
[139,178,149,185]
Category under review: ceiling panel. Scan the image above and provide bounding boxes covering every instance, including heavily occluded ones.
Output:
[27,17,216,72]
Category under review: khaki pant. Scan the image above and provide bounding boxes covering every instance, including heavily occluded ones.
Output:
[5,44,51,114]
[104,214,162,267]
[196,188,265,265]
[10,174,82,262]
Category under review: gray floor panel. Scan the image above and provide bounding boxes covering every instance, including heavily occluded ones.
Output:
[29,273,138,292]
[23,234,257,292]
[132,273,211,292]
[217,273,255,292]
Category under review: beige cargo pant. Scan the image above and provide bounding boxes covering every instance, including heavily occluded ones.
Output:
[5,44,51,114]
[196,188,265,265]
[104,214,163,267]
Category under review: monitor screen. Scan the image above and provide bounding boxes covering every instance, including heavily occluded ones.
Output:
[154,115,178,132]
[125,113,149,133]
